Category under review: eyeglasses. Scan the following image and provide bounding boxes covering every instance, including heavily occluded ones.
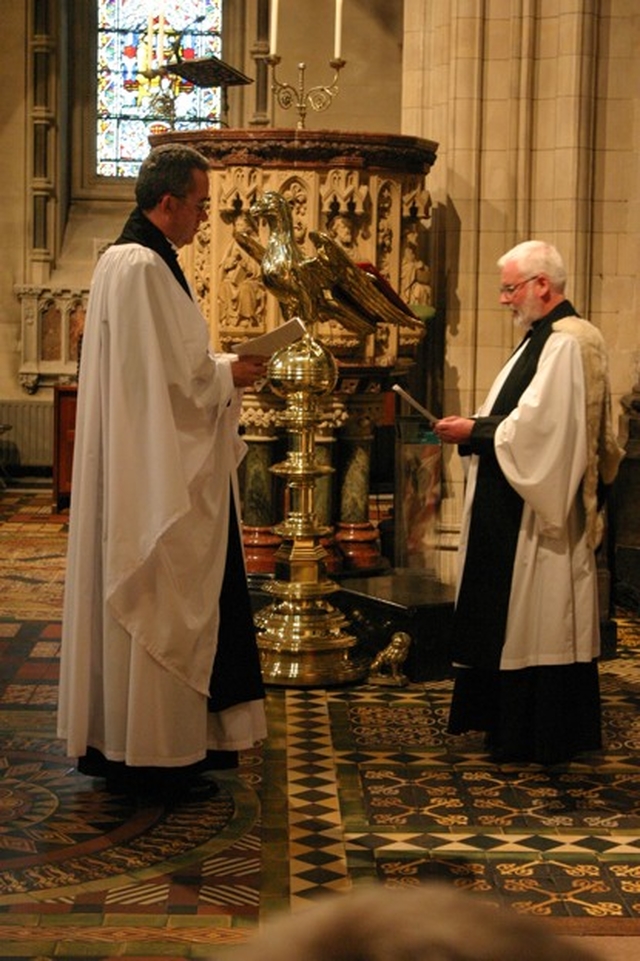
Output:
[499,275,540,297]
[172,194,210,214]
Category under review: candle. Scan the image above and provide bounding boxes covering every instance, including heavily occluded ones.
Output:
[269,0,279,56]
[147,13,154,66]
[138,31,148,73]
[334,0,343,59]
[158,6,165,64]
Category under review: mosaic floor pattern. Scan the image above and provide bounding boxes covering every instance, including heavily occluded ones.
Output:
[0,494,264,958]
[280,630,640,933]
[1,491,640,957]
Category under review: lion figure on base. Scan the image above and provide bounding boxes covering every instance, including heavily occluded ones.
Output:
[368,631,412,686]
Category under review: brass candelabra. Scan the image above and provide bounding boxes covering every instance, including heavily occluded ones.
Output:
[266,55,346,130]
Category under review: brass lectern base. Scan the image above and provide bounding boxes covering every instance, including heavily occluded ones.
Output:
[258,644,367,687]
[255,598,368,686]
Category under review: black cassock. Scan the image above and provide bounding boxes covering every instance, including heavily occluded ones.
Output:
[447,301,601,765]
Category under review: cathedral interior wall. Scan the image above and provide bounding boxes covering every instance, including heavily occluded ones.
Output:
[0,1,637,567]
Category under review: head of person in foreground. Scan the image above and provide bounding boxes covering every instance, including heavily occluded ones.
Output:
[229,883,601,961]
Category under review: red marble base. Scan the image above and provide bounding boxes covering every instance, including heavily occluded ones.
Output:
[334,521,388,571]
[242,526,282,575]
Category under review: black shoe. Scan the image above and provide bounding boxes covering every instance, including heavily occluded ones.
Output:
[488,747,532,764]
[106,772,219,805]
[164,775,220,805]
[147,774,220,808]
[206,750,239,770]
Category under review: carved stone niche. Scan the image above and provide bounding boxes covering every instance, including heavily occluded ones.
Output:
[15,285,88,393]
[150,128,439,574]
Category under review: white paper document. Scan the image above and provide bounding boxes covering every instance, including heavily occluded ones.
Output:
[233,318,306,357]
[391,384,439,425]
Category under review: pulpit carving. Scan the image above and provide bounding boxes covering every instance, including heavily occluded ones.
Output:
[150,128,439,575]
[218,211,266,330]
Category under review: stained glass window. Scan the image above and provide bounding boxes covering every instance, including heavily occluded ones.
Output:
[96,1,223,177]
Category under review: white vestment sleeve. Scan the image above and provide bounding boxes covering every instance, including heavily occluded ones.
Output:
[494,333,588,538]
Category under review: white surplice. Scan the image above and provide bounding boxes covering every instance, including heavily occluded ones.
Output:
[456,329,599,671]
[57,244,267,767]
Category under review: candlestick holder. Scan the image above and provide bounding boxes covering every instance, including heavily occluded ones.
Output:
[266,55,346,129]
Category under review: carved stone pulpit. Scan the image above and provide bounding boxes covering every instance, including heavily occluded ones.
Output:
[151,128,439,575]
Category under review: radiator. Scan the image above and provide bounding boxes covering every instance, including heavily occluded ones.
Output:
[0,400,53,468]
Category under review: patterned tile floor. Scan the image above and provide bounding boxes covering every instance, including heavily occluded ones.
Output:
[1,490,640,957]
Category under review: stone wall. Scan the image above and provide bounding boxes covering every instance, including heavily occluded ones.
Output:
[402,1,640,579]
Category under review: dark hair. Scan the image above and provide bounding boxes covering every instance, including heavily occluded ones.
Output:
[135,144,210,211]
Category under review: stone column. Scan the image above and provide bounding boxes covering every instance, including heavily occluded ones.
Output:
[334,391,386,572]
[238,393,283,574]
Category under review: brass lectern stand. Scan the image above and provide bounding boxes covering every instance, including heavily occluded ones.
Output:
[254,331,367,686]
